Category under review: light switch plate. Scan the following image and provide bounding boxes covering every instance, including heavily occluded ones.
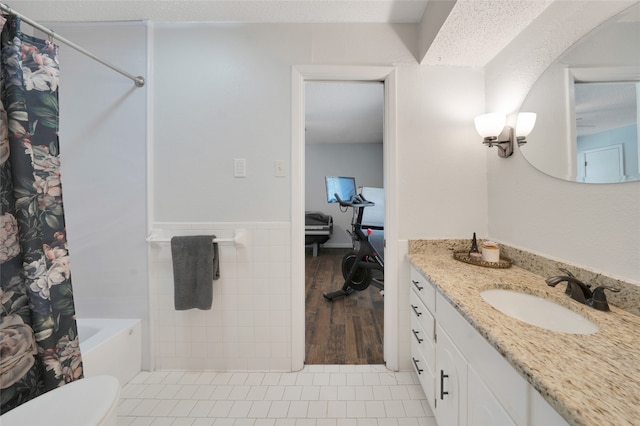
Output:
[234,158,246,177]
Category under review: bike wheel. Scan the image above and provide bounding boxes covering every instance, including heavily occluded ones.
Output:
[341,253,371,291]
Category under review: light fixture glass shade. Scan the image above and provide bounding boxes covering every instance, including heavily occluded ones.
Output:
[474,113,506,138]
[516,112,537,137]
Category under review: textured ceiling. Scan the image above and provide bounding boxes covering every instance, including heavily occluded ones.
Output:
[0,0,568,145]
[1,1,557,68]
[575,83,637,137]
[422,0,553,67]
[0,0,430,23]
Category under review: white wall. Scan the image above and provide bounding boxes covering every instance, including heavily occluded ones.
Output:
[396,64,488,241]
[305,143,383,247]
[152,24,308,223]
[484,1,640,284]
[55,23,148,320]
[41,17,487,372]
[151,22,487,371]
[38,1,639,377]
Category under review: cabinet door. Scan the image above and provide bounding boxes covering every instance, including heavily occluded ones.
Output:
[435,324,467,426]
[436,291,529,424]
[468,365,516,426]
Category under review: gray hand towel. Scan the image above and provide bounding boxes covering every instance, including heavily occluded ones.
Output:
[171,235,220,310]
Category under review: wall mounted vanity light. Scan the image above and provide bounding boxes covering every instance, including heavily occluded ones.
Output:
[474,112,537,158]
[474,113,513,158]
[515,112,536,146]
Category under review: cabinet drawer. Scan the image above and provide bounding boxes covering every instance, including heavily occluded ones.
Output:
[411,337,435,408]
[410,266,436,312]
[410,290,435,340]
[411,313,435,369]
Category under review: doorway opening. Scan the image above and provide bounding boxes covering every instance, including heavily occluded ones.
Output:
[304,81,385,364]
[291,66,399,371]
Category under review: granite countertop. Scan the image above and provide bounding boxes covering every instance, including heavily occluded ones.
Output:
[408,240,640,426]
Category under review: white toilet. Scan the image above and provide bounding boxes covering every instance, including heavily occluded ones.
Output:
[1,375,120,426]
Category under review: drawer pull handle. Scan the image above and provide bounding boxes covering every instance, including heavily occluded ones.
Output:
[412,280,424,291]
[412,329,423,343]
[411,304,422,316]
[412,357,423,375]
[440,370,449,400]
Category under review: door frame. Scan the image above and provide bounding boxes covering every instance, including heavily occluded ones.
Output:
[291,65,398,370]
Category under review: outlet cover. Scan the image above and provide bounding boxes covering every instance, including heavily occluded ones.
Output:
[275,160,286,177]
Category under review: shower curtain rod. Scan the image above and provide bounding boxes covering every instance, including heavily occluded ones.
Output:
[0,3,145,87]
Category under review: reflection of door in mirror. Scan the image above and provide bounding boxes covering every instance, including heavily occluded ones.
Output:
[574,81,639,182]
[581,144,624,183]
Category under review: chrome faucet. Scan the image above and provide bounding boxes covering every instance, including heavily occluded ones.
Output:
[545,275,593,304]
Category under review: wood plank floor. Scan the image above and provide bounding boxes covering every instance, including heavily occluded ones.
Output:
[305,248,384,365]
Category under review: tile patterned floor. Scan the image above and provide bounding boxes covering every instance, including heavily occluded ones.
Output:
[117,365,436,426]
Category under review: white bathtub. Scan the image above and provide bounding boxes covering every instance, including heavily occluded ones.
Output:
[77,318,142,386]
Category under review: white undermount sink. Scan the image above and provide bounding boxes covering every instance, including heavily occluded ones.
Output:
[480,289,599,335]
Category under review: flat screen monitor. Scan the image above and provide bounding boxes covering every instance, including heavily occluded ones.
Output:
[325,176,357,203]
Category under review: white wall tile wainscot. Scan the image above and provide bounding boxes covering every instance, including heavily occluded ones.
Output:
[149,223,292,371]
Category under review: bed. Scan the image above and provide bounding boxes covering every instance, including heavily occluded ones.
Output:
[305,211,333,256]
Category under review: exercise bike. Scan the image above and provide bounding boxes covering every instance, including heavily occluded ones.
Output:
[323,192,384,301]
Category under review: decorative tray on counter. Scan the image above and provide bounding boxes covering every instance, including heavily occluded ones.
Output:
[453,251,512,269]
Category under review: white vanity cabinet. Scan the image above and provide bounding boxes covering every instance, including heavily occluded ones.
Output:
[409,266,568,426]
[410,267,437,409]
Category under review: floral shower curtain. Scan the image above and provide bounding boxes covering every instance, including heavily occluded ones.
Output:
[0,15,82,414]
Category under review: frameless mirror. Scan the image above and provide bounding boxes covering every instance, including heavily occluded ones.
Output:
[519,3,640,183]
